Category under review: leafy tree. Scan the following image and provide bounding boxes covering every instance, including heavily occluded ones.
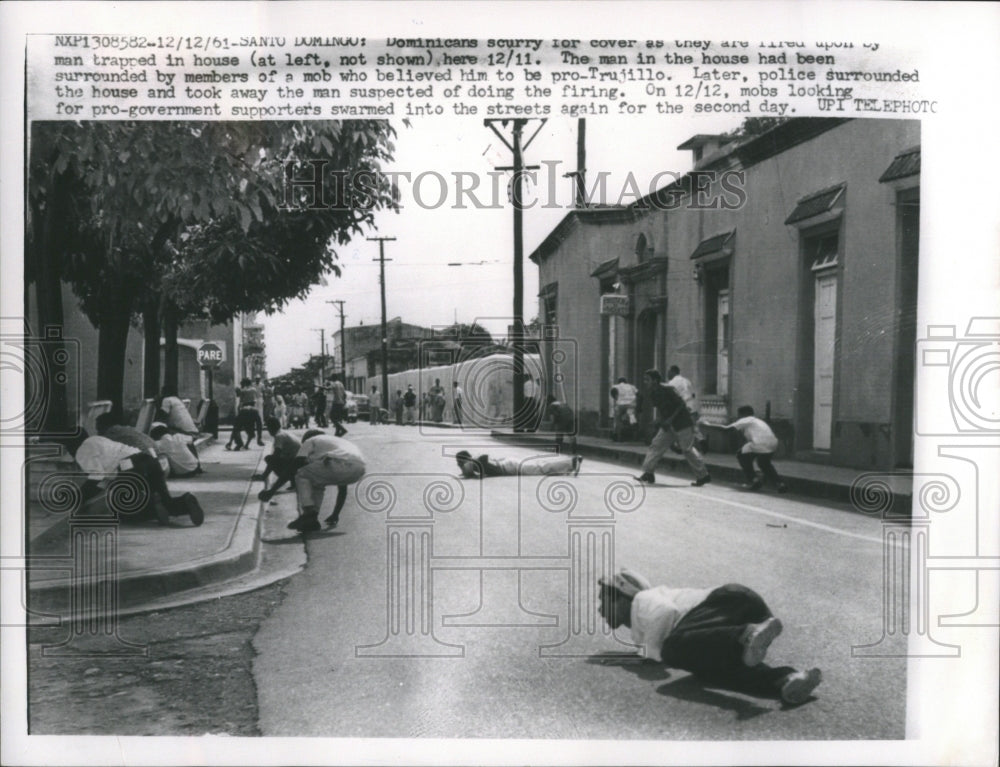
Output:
[27,121,398,420]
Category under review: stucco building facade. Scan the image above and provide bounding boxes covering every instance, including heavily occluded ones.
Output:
[531,117,920,470]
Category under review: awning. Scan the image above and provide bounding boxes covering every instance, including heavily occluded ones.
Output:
[879,146,920,183]
[690,230,735,260]
[784,184,845,225]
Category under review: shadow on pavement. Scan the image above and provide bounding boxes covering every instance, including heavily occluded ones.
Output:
[586,652,670,682]
[261,530,347,544]
[656,675,772,721]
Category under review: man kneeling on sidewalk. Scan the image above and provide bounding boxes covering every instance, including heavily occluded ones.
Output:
[71,431,204,526]
[288,430,367,532]
[598,567,821,706]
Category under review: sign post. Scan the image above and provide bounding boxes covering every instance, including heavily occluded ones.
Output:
[196,342,225,439]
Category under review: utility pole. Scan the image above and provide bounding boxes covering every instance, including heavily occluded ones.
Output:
[485,117,546,431]
[311,328,325,387]
[368,235,395,413]
[327,299,346,382]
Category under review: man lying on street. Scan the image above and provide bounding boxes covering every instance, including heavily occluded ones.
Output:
[255,417,303,500]
[598,567,821,706]
[455,450,582,479]
[71,429,204,526]
[284,429,367,532]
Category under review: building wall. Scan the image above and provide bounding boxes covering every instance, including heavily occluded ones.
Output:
[536,217,636,431]
[535,118,919,469]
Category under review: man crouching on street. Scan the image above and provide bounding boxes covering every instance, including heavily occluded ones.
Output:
[288,429,366,532]
[598,567,822,706]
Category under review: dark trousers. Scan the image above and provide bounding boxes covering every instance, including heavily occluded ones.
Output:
[229,410,258,448]
[737,451,782,486]
[263,454,298,491]
[84,452,176,523]
[661,584,794,698]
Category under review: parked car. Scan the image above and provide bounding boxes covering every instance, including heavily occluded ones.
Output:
[345,392,370,423]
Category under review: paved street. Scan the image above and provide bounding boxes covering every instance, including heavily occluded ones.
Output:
[252,423,904,740]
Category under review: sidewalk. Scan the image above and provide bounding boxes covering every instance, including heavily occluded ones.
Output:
[26,433,273,616]
[487,428,913,513]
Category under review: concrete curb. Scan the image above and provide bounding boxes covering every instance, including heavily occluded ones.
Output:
[27,473,265,617]
[489,430,913,514]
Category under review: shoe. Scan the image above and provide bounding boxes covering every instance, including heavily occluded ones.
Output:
[257,440,265,446]
[777,483,789,494]
[324,514,339,528]
[691,475,712,487]
[741,479,763,491]
[572,456,583,476]
[739,617,783,665]
[224,444,233,451]
[780,668,822,705]
[155,501,172,526]
[187,501,204,527]
[251,473,267,481]
[637,472,656,484]
[288,514,320,533]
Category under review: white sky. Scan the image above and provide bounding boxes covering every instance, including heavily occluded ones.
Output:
[262,114,735,376]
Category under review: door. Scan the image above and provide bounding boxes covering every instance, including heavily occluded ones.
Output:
[717,290,730,396]
[813,271,837,449]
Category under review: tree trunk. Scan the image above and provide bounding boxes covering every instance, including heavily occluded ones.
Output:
[162,300,180,394]
[142,294,161,399]
[30,171,70,435]
[96,301,132,421]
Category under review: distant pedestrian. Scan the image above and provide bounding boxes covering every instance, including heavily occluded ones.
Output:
[392,389,404,425]
[544,394,576,454]
[598,567,821,706]
[289,430,367,532]
[150,422,202,477]
[328,377,348,436]
[610,376,638,442]
[370,385,380,425]
[311,385,329,428]
[228,378,262,449]
[403,385,417,425]
[706,405,788,493]
[452,381,464,425]
[255,417,303,499]
[251,378,266,444]
[638,369,711,487]
[429,378,446,423]
[455,450,582,478]
[262,380,275,420]
[273,393,288,429]
[667,365,705,451]
[290,391,309,429]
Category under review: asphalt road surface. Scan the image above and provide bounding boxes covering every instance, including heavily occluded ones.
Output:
[252,423,905,741]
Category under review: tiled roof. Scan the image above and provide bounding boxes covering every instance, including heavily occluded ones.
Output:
[690,230,735,259]
[879,146,920,183]
[784,184,845,225]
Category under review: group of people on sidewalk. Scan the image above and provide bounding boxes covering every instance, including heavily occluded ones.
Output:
[388,379,466,426]
[68,409,206,527]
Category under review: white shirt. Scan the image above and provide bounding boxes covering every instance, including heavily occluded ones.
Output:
[667,375,697,410]
[154,433,199,475]
[161,395,198,433]
[612,382,637,406]
[728,416,779,454]
[75,436,142,480]
[297,434,365,467]
[629,585,712,661]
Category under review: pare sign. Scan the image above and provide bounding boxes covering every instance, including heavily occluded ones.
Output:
[197,341,226,369]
